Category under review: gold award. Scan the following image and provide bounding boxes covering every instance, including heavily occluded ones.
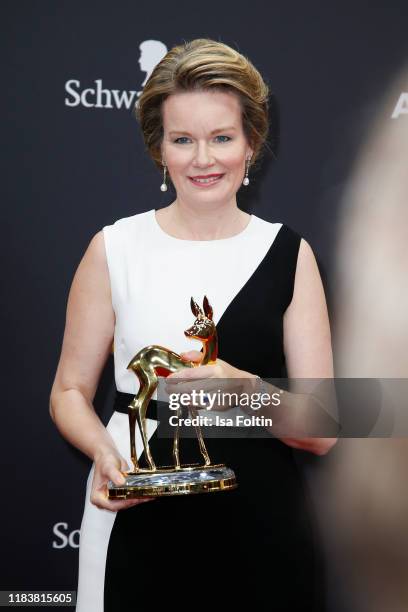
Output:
[108,296,237,498]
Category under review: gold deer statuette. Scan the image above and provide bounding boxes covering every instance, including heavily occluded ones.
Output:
[126,296,217,473]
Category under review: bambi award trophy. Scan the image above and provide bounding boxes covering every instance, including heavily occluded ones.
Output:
[108,296,237,498]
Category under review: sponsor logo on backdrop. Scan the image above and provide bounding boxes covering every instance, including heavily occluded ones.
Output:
[64,39,168,110]
[52,522,80,549]
[391,93,408,119]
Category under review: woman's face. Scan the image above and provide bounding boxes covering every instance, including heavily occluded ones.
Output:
[161,90,253,206]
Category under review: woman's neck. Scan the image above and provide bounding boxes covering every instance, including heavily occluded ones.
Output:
[155,201,250,241]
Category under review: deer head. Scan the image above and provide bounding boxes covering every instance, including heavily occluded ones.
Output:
[184,296,215,342]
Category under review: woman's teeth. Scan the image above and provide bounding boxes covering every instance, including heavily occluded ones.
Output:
[190,175,223,184]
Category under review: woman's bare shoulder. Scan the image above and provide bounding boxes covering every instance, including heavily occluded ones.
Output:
[87,230,108,263]
[75,229,114,277]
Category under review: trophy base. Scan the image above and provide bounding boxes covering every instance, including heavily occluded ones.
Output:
[108,463,237,498]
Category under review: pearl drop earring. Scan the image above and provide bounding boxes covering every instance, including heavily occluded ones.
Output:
[243,157,251,186]
[160,163,168,192]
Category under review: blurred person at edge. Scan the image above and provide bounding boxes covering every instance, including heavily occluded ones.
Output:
[325,64,408,612]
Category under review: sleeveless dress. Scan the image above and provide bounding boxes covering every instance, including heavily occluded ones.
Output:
[76,208,326,612]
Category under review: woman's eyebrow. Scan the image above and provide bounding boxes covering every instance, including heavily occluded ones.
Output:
[169,126,237,136]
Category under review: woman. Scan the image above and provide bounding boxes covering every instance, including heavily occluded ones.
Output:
[50,38,335,611]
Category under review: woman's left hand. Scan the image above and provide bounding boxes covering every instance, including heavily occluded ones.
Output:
[164,350,252,411]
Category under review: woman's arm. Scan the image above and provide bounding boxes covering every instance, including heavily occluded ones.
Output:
[280,238,337,454]
[49,231,117,460]
[240,238,337,455]
[49,231,151,510]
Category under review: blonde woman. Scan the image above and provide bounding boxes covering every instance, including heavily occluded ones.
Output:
[50,39,335,611]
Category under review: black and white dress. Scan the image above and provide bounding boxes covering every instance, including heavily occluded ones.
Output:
[76,208,325,611]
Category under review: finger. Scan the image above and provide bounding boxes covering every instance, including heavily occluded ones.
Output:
[180,350,203,363]
[167,365,215,382]
[120,457,131,473]
[164,378,217,396]
[91,492,156,512]
[107,467,127,487]
[107,496,156,510]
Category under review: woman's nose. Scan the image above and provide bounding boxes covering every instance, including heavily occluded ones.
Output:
[193,142,214,167]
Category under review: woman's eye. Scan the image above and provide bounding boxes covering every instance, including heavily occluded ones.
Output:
[173,135,232,144]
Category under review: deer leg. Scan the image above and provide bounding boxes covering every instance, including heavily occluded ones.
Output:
[172,406,181,470]
[135,404,156,471]
[128,407,139,472]
[190,407,211,466]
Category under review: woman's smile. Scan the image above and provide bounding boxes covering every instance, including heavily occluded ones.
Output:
[188,173,225,187]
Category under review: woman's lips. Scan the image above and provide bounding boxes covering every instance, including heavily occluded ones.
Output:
[188,174,225,187]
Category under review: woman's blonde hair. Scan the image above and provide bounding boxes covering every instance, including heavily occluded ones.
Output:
[135,38,273,172]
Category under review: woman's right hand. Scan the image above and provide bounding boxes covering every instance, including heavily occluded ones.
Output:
[90,450,156,512]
